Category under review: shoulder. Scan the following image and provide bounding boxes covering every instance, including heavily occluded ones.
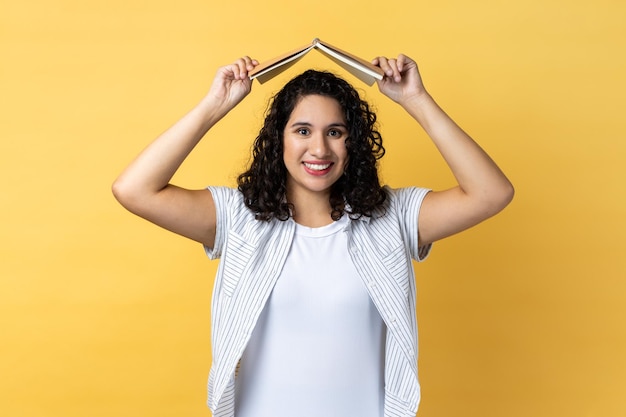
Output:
[206,186,253,230]
[381,185,431,211]
[377,186,433,261]
[208,185,284,237]
[207,186,240,204]
[205,186,272,258]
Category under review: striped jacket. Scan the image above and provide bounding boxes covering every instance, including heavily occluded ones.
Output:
[204,186,431,417]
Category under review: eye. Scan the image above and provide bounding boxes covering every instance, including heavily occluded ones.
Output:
[328,129,344,138]
[296,127,310,136]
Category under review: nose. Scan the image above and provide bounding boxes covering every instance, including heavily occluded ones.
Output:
[309,132,330,158]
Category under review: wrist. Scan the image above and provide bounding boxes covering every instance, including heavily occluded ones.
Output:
[398,90,432,110]
[399,92,445,130]
[197,94,232,127]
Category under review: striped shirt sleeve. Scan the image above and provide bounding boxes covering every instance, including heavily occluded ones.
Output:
[389,186,433,262]
[203,186,236,260]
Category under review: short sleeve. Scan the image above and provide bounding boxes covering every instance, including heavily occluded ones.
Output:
[203,186,237,260]
[387,186,433,262]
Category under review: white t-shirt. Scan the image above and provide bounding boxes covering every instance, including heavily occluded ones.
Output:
[234,215,386,417]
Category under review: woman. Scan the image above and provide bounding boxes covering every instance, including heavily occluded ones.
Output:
[113,53,513,417]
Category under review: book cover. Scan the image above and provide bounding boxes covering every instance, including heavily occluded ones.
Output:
[249,38,384,86]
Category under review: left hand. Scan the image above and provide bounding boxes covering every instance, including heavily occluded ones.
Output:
[372,54,428,105]
[205,56,259,115]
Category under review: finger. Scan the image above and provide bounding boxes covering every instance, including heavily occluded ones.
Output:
[374,56,395,78]
[396,54,415,73]
[241,56,259,71]
[396,54,407,72]
[385,58,402,82]
[234,58,250,79]
[218,63,238,80]
[230,57,257,80]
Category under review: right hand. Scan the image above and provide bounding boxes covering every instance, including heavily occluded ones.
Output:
[372,54,427,106]
[206,56,259,112]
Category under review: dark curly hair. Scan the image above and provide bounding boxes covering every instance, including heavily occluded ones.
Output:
[237,69,386,221]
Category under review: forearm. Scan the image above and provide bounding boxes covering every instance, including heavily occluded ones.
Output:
[402,93,513,207]
[112,95,226,203]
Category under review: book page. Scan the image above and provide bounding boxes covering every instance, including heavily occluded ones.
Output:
[317,44,382,85]
[249,44,315,83]
[313,42,383,86]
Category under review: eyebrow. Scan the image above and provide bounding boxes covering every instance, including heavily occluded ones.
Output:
[289,121,348,129]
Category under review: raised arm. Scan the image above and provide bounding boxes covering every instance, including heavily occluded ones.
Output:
[373,54,514,246]
[112,57,258,247]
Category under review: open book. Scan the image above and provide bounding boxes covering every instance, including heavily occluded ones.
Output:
[249,38,385,86]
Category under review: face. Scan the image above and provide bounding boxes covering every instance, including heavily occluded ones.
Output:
[283,94,348,202]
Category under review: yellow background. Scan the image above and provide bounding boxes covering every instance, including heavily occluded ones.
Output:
[1,0,624,416]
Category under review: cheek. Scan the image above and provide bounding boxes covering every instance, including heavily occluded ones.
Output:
[281,136,292,156]
[282,138,301,164]
[338,143,349,171]
[336,142,349,161]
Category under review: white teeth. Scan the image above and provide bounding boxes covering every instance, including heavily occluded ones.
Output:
[304,162,331,171]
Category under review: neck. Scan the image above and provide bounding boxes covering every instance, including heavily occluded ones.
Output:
[287,189,335,227]
[292,207,335,227]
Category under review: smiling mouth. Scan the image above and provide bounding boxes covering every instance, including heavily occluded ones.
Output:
[303,162,332,171]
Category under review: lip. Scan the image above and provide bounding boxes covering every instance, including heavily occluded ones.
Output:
[302,161,334,176]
